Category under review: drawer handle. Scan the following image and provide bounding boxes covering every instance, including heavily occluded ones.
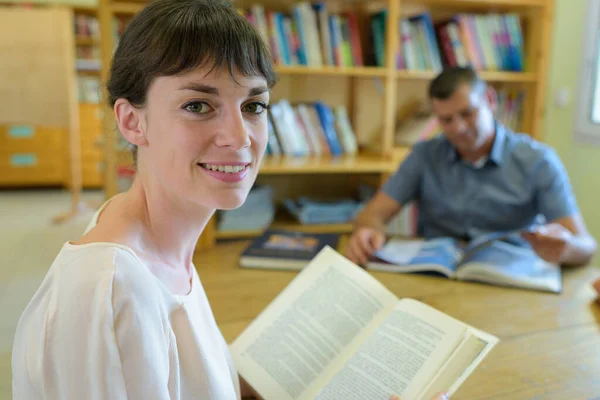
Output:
[10,153,37,167]
[8,125,34,138]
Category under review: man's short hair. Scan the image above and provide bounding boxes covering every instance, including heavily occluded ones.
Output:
[428,66,486,100]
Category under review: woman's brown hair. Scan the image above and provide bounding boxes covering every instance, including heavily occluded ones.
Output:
[106,0,277,163]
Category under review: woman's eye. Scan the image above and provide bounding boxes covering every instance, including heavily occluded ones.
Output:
[184,102,211,114]
[244,102,268,115]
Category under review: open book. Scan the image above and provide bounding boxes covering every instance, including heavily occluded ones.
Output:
[367,232,562,293]
[230,246,499,400]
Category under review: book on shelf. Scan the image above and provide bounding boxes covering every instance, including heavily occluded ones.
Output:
[75,46,101,71]
[266,100,357,157]
[239,229,340,270]
[231,246,499,400]
[367,230,562,293]
[217,185,275,233]
[74,14,100,40]
[283,197,361,225]
[77,76,101,104]
[242,2,364,67]
[393,86,524,147]
[397,11,525,72]
[495,88,524,132]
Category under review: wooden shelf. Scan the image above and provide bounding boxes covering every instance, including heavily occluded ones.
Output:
[275,66,387,77]
[76,37,100,46]
[397,70,537,83]
[258,154,397,175]
[77,69,101,76]
[215,212,354,240]
[72,5,97,14]
[111,2,145,14]
[406,0,546,9]
[216,229,264,240]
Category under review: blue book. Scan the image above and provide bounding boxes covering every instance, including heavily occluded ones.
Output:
[368,230,561,293]
[313,102,344,156]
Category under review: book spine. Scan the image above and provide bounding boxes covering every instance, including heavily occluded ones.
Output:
[314,102,344,156]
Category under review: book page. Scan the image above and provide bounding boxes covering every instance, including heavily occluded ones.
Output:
[230,246,399,400]
[418,327,499,399]
[457,241,562,293]
[308,299,469,400]
[369,237,461,277]
[461,228,532,259]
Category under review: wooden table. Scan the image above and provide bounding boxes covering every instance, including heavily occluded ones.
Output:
[195,240,600,400]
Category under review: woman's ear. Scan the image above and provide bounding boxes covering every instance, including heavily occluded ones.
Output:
[114,99,148,147]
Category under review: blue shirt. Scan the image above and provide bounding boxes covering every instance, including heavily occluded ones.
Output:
[381,122,579,240]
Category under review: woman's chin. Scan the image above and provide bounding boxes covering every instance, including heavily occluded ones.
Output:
[211,194,248,211]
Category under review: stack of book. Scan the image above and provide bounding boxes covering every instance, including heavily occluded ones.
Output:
[496,89,524,132]
[74,14,99,40]
[75,46,101,71]
[393,87,525,147]
[396,12,525,72]
[266,101,357,157]
[240,3,525,72]
[283,197,361,225]
[217,185,276,233]
[77,76,100,104]
[241,2,364,67]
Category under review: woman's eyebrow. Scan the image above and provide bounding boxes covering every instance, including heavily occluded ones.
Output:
[179,83,219,95]
[248,87,270,97]
[178,83,269,97]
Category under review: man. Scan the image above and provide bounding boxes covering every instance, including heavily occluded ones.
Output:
[346,67,596,267]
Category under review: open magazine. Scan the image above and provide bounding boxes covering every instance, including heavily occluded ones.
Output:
[231,246,499,400]
[367,230,562,293]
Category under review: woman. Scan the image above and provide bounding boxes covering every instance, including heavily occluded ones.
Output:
[12,0,449,399]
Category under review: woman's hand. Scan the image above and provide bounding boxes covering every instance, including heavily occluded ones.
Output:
[389,392,449,400]
[593,278,600,304]
[240,375,263,400]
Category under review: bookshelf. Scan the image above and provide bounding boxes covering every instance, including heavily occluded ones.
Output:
[96,0,553,249]
[72,6,104,189]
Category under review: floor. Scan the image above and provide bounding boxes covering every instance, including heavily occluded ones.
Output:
[0,189,104,400]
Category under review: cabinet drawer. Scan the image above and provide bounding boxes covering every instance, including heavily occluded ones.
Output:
[0,125,65,153]
[0,152,64,185]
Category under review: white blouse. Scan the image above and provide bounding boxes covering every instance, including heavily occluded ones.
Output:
[12,206,241,400]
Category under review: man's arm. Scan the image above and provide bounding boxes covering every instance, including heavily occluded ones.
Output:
[353,190,404,234]
[559,215,597,266]
[355,142,426,233]
[526,147,597,266]
[346,143,425,265]
[524,214,597,267]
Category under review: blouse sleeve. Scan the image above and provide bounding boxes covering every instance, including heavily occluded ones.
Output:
[40,248,173,399]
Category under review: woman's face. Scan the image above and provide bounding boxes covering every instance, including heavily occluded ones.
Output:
[135,66,270,210]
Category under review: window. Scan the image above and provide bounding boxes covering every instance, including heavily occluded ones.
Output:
[575,0,600,142]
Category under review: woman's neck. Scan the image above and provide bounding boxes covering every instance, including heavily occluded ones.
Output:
[118,178,214,269]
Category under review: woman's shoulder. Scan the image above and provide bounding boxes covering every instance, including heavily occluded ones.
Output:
[55,243,173,307]
[15,244,175,344]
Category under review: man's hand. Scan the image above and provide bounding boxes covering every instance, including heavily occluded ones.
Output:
[390,392,449,400]
[593,278,600,304]
[522,223,573,264]
[345,227,386,265]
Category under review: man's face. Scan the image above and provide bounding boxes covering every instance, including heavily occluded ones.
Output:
[431,83,495,154]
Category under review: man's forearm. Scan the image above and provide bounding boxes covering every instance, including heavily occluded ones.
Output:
[561,235,598,266]
[353,210,388,233]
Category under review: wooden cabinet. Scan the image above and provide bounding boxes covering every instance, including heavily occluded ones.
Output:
[0,125,66,186]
